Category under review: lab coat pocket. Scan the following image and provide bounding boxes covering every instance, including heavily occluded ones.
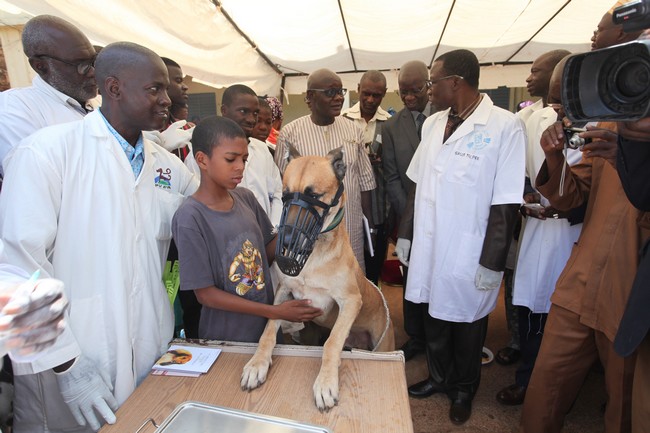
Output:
[443,149,482,186]
[153,189,185,241]
[452,233,483,281]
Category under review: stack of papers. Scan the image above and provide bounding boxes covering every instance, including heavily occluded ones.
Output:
[151,344,222,378]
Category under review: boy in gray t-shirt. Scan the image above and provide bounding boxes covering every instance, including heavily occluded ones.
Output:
[172,116,322,343]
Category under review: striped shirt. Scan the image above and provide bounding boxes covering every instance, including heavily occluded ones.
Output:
[275,115,376,270]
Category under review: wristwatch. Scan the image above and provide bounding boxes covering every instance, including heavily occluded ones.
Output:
[369,228,378,234]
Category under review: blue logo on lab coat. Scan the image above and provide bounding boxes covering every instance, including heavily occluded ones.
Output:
[466,132,491,151]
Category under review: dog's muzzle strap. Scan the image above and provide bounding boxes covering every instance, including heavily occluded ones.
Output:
[275,183,344,276]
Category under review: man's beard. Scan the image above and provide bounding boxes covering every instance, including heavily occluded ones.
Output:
[48,70,97,105]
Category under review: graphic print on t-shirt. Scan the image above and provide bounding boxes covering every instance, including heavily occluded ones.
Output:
[228,239,265,295]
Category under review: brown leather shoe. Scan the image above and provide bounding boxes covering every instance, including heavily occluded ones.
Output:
[496,383,526,406]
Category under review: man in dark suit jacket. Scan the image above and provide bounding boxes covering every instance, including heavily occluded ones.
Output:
[382,60,432,360]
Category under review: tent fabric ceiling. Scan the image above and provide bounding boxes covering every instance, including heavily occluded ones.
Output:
[1,0,618,95]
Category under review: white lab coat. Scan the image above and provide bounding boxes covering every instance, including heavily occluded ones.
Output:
[0,111,198,432]
[513,107,583,313]
[239,138,283,227]
[0,75,98,176]
[405,95,525,323]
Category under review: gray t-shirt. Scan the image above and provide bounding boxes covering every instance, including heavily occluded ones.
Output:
[172,188,275,342]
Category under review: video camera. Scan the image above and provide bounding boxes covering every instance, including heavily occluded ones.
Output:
[562,0,650,122]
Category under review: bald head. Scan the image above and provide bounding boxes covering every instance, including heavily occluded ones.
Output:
[547,55,571,109]
[526,49,571,99]
[95,42,171,141]
[398,60,429,112]
[95,42,165,92]
[308,68,342,89]
[360,70,386,87]
[22,15,97,104]
[22,15,90,58]
[592,12,643,50]
[398,61,428,82]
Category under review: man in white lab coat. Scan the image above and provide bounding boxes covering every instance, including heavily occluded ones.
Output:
[0,42,198,433]
[398,49,525,424]
[0,15,98,177]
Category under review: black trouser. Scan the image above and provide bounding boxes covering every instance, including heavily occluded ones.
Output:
[178,290,202,339]
[515,307,548,388]
[402,265,426,344]
[423,314,489,400]
[364,224,387,285]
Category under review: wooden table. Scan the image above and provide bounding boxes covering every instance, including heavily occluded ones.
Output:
[100,342,413,433]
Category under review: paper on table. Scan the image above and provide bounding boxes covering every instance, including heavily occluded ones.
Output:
[362,215,374,257]
[152,344,221,375]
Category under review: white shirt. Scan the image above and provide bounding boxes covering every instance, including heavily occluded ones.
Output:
[0,75,97,176]
[513,106,583,313]
[239,137,283,227]
[341,102,391,147]
[516,99,543,125]
[0,110,198,404]
[405,95,526,322]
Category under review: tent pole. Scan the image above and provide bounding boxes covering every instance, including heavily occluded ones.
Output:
[430,0,456,68]
[211,0,283,76]
[337,0,357,72]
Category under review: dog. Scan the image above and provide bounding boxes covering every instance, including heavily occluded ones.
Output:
[241,146,395,412]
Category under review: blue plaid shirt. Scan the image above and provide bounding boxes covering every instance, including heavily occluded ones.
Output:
[98,109,144,178]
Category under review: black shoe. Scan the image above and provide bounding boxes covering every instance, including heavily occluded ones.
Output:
[495,346,521,366]
[449,398,472,425]
[496,383,526,406]
[399,339,425,361]
[408,378,445,398]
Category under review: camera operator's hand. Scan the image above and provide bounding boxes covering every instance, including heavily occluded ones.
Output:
[618,117,650,141]
[580,127,618,168]
[523,192,541,204]
[540,121,568,170]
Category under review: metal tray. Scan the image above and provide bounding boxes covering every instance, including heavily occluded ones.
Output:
[136,401,332,433]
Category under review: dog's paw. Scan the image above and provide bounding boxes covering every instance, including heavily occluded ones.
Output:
[313,372,339,412]
[240,356,272,391]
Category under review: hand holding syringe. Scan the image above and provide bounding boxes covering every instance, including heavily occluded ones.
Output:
[0,271,67,359]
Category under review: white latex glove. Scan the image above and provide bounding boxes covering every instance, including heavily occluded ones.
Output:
[395,238,411,267]
[161,120,194,151]
[474,265,504,291]
[55,356,118,431]
[143,120,194,152]
[0,278,67,358]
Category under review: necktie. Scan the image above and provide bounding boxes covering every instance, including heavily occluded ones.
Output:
[443,114,463,143]
[416,112,426,140]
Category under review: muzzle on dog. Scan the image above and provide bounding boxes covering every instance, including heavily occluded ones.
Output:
[275,183,344,276]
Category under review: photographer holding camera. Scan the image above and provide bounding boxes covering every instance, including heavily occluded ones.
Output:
[519,4,645,432]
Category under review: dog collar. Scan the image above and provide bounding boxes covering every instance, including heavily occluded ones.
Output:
[320,207,345,234]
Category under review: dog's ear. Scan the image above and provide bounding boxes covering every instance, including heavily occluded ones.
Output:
[285,143,302,163]
[327,146,346,182]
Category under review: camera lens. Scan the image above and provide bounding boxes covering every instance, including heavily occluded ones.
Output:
[615,60,650,100]
[568,133,584,149]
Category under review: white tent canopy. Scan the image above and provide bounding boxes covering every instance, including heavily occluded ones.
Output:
[0,0,619,95]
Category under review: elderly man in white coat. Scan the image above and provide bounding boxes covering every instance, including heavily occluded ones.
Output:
[0,42,198,433]
[397,49,525,425]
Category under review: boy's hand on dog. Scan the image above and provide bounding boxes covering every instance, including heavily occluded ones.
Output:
[273,299,323,322]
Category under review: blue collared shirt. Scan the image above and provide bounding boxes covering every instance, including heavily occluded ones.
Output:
[98,109,144,178]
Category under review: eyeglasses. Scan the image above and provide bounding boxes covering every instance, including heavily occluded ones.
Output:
[308,88,348,98]
[398,83,430,97]
[33,54,96,75]
[426,75,464,86]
